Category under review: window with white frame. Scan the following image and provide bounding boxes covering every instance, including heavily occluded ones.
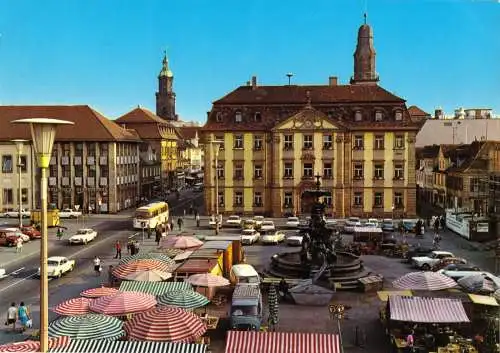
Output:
[394,135,405,149]
[353,135,364,149]
[303,134,313,149]
[254,164,263,179]
[323,135,333,149]
[394,192,404,208]
[216,112,223,122]
[354,111,363,122]
[235,111,242,123]
[2,155,13,173]
[303,163,313,178]
[354,192,363,207]
[284,134,293,150]
[216,163,224,179]
[253,135,263,150]
[284,192,293,207]
[375,111,383,121]
[395,110,403,121]
[215,135,225,149]
[353,163,364,179]
[323,195,333,206]
[394,164,404,180]
[374,135,384,150]
[374,192,383,207]
[323,162,333,179]
[234,163,243,179]
[234,135,243,149]
[218,191,225,206]
[254,192,263,206]
[234,191,243,206]
[374,164,384,179]
[284,162,293,178]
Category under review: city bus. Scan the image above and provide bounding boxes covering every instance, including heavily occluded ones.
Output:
[133,202,169,229]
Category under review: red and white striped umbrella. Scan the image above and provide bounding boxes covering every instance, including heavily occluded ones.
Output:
[186,273,230,287]
[393,271,457,291]
[0,336,70,352]
[112,259,174,279]
[124,306,206,342]
[52,297,93,316]
[80,287,118,298]
[159,236,203,250]
[89,291,157,316]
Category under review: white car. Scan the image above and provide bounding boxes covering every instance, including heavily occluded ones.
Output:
[260,220,276,232]
[367,218,380,227]
[412,251,455,270]
[59,208,82,219]
[325,218,337,228]
[0,268,7,280]
[241,229,260,245]
[4,209,31,218]
[286,217,300,228]
[38,256,75,278]
[364,222,380,229]
[226,215,242,228]
[261,231,286,244]
[1,228,30,243]
[344,217,362,233]
[68,228,98,245]
[287,231,303,246]
[253,216,264,229]
[437,264,482,280]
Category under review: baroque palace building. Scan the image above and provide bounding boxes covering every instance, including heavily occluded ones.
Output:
[202,20,422,218]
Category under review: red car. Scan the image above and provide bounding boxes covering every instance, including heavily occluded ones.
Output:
[0,231,18,247]
[20,226,41,240]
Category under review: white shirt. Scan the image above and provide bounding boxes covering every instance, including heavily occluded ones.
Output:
[93,258,101,266]
[16,238,23,247]
[7,306,17,319]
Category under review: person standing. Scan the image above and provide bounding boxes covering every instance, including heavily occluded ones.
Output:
[108,265,115,287]
[196,213,200,228]
[16,237,23,253]
[147,227,152,240]
[155,226,162,246]
[5,302,17,332]
[93,256,101,276]
[17,302,30,332]
[177,217,183,231]
[114,241,122,259]
[170,219,175,233]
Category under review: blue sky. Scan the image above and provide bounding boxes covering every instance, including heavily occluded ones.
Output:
[0,0,499,122]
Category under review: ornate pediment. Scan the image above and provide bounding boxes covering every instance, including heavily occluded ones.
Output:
[273,106,342,131]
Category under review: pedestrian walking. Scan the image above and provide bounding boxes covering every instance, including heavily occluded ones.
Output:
[170,219,175,233]
[196,214,200,228]
[93,256,102,276]
[155,226,162,246]
[147,227,152,239]
[183,209,186,217]
[56,227,63,240]
[108,265,115,287]
[114,241,122,259]
[134,240,140,254]
[17,302,30,332]
[5,302,17,332]
[433,217,440,236]
[177,217,183,231]
[16,238,23,253]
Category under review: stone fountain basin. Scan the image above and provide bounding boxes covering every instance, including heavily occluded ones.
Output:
[273,251,362,273]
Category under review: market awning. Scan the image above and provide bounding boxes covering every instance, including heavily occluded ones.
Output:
[377,290,413,302]
[225,331,341,353]
[49,339,206,353]
[119,281,192,296]
[468,294,499,306]
[389,296,470,323]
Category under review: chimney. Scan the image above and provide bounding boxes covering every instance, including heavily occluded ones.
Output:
[434,108,443,119]
[206,112,210,119]
[251,76,257,90]
[328,76,338,86]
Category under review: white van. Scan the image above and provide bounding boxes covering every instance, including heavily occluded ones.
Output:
[229,264,260,285]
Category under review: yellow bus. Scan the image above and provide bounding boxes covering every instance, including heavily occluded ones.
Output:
[133,202,169,229]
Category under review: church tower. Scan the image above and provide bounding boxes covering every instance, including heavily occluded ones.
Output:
[350,14,379,85]
[156,52,177,121]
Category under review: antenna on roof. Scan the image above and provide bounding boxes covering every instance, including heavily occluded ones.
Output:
[286,73,294,85]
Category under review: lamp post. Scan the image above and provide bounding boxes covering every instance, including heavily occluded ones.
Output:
[12,139,28,228]
[12,118,73,353]
[329,303,346,353]
[212,141,221,235]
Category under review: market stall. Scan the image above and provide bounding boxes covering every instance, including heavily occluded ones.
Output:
[49,340,207,353]
[119,280,192,296]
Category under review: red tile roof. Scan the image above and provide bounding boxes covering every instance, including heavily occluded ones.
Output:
[116,107,168,124]
[0,105,140,142]
[214,84,405,105]
[177,126,201,140]
[408,105,430,117]
[116,108,178,140]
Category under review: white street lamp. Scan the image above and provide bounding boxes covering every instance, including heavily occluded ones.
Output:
[11,139,28,228]
[11,118,73,353]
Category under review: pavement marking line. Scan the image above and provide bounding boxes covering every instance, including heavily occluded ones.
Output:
[0,273,37,293]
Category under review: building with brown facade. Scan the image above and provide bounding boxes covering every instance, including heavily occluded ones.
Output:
[202,21,422,218]
[0,105,141,213]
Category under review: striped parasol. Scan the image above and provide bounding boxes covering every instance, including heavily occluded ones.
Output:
[186,273,230,287]
[267,285,279,326]
[89,291,157,316]
[153,248,185,258]
[124,269,172,282]
[119,253,175,267]
[159,236,203,250]
[0,336,70,352]
[393,271,457,290]
[48,314,124,341]
[124,306,206,342]
[80,287,118,298]
[52,297,93,316]
[157,290,209,309]
[112,259,174,279]
[458,274,498,294]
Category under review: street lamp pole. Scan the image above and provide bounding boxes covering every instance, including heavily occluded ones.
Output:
[12,140,28,228]
[12,118,73,353]
[329,303,346,353]
[213,142,220,235]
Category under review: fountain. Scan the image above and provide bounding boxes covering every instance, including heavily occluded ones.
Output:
[267,175,371,291]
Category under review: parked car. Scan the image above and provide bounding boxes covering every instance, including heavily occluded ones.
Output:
[226,215,242,228]
[0,231,18,247]
[241,219,256,230]
[404,246,434,262]
[0,228,30,243]
[381,219,395,233]
[253,216,264,229]
[4,209,31,218]
[412,251,455,270]
[344,217,361,233]
[261,231,286,245]
[402,220,425,235]
[367,218,380,227]
[208,215,222,229]
[285,217,300,228]
[20,226,41,240]
[68,228,98,245]
[37,256,75,278]
[286,231,304,246]
[58,208,82,219]
[431,257,468,271]
[260,220,276,232]
[437,264,482,280]
[325,218,337,228]
[240,229,260,245]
